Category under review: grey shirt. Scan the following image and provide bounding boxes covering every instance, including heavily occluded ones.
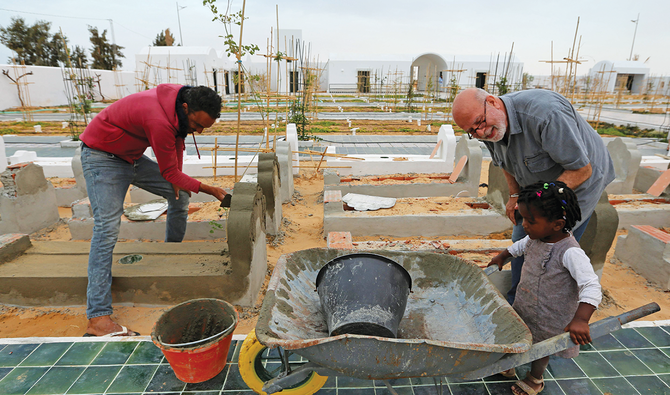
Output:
[484,90,615,222]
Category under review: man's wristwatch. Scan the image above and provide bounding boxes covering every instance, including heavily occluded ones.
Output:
[509,193,519,198]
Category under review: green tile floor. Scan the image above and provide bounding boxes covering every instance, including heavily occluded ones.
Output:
[2,325,670,394]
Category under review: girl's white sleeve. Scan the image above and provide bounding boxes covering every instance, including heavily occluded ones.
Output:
[507,236,530,257]
[563,248,602,308]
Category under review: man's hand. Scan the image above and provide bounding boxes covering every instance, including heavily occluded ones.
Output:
[172,183,192,200]
[506,197,518,225]
[199,183,228,201]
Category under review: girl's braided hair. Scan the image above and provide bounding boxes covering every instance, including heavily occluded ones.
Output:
[517,181,581,232]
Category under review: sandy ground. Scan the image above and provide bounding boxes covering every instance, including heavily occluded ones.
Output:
[2,167,670,339]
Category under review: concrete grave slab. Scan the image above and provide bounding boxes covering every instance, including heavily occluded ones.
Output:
[257,153,282,235]
[324,125,457,176]
[226,181,267,306]
[276,140,295,203]
[579,191,619,279]
[54,146,87,207]
[615,225,670,290]
[323,135,482,198]
[0,180,269,307]
[0,163,59,234]
[606,138,641,194]
[323,190,510,237]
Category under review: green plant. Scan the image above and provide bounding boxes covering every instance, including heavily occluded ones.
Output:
[496,77,509,95]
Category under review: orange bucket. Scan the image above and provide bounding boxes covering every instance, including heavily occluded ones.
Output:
[152,298,238,383]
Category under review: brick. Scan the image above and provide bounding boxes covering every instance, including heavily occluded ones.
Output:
[632,225,670,244]
[323,190,342,203]
[0,234,31,263]
[327,232,353,249]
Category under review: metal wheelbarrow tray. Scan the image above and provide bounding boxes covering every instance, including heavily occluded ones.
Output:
[256,248,533,380]
[254,248,659,387]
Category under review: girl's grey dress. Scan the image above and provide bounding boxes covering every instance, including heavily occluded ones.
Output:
[512,235,582,358]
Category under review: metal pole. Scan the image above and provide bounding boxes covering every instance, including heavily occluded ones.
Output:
[176,2,185,46]
[629,13,639,61]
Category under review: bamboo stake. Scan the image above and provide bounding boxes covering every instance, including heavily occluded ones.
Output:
[234,0,247,182]
[315,149,328,172]
[213,137,218,179]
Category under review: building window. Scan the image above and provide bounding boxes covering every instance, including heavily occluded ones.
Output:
[233,71,245,94]
[290,71,299,93]
[357,70,370,93]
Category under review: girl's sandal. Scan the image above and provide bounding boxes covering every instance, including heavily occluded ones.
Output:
[500,368,516,378]
[512,373,544,395]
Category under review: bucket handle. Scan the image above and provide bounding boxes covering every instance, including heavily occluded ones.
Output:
[159,320,237,348]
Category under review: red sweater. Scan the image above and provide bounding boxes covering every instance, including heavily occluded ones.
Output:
[80,84,201,193]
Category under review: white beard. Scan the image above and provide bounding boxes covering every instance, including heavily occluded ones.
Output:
[480,124,506,142]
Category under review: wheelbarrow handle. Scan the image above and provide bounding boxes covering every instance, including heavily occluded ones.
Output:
[615,302,661,326]
[453,302,660,381]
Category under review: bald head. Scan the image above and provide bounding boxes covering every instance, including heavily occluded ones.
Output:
[452,88,489,130]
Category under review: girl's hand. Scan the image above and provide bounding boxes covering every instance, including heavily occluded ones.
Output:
[487,256,505,271]
[564,318,591,345]
[565,303,597,345]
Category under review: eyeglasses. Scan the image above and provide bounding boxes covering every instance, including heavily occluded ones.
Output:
[466,101,487,139]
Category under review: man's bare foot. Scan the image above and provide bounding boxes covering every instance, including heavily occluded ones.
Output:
[85,315,139,337]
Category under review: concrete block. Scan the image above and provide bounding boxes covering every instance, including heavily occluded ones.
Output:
[72,198,93,219]
[615,204,670,230]
[0,163,59,234]
[437,125,457,163]
[635,166,670,197]
[258,153,282,235]
[226,182,267,306]
[606,138,641,194]
[0,136,6,173]
[71,146,87,195]
[323,169,340,185]
[579,191,619,279]
[453,136,482,196]
[327,231,353,249]
[615,225,670,290]
[0,234,31,264]
[485,161,509,213]
[276,141,295,203]
[286,123,300,175]
[8,150,37,165]
[54,185,87,207]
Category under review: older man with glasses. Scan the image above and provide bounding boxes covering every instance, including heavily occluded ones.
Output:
[453,88,615,305]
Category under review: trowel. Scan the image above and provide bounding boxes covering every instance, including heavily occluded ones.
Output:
[219,189,233,208]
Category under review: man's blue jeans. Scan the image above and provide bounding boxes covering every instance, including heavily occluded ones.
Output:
[81,146,190,319]
[506,213,591,305]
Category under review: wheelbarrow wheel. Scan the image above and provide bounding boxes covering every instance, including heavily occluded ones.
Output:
[239,329,328,395]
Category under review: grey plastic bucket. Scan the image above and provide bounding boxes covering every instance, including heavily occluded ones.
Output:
[316,253,412,338]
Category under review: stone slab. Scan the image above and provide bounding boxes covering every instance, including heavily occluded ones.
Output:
[0,241,269,306]
[615,226,670,290]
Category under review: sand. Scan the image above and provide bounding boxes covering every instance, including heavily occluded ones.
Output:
[2,168,670,338]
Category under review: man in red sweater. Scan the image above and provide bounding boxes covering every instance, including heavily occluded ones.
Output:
[80,84,227,336]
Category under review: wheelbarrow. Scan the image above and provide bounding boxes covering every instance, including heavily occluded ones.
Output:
[238,248,660,395]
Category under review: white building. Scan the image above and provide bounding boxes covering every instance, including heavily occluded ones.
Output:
[588,60,650,94]
[325,53,523,94]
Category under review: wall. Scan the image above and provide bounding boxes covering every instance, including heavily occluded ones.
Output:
[0,64,135,110]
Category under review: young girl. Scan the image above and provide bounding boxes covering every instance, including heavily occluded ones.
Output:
[488,181,602,395]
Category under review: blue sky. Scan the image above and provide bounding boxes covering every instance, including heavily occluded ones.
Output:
[1,0,668,76]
